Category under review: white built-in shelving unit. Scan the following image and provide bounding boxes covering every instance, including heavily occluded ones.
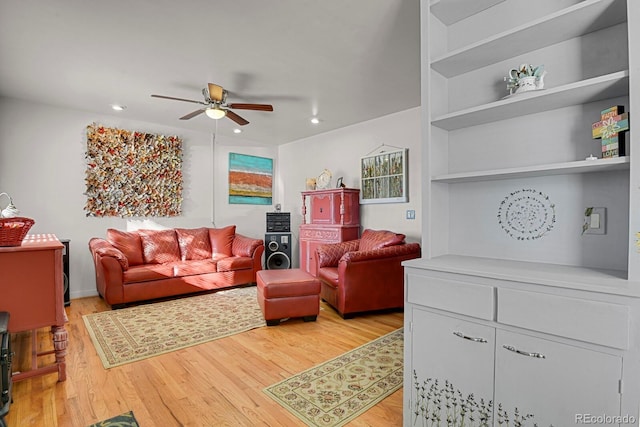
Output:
[404,0,640,425]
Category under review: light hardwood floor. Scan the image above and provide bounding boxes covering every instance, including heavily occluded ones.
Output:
[5,291,403,426]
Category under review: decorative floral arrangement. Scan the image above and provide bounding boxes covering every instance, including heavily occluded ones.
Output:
[504,64,546,95]
[84,123,183,217]
[412,371,550,427]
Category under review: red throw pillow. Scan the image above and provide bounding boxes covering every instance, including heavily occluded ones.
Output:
[358,229,406,251]
[138,229,181,264]
[106,229,144,266]
[209,225,236,257]
[176,227,212,260]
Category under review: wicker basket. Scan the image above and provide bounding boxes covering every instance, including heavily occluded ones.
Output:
[0,217,35,247]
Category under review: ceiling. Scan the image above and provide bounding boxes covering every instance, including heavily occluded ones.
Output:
[0,0,421,146]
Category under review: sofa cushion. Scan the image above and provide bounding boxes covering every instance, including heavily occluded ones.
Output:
[139,229,181,264]
[217,256,253,272]
[209,225,236,257]
[173,259,218,276]
[123,263,176,284]
[358,229,406,252]
[176,227,212,260]
[106,229,144,266]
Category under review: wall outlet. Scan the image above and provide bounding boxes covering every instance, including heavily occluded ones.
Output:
[406,210,416,220]
[583,207,606,235]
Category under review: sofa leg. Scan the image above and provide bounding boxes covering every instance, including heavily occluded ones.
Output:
[302,315,317,322]
[341,313,355,320]
[111,303,127,310]
[266,319,280,326]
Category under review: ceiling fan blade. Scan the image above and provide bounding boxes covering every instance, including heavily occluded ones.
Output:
[180,109,206,120]
[151,94,205,105]
[208,83,224,102]
[228,103,274,112]
[225,110,249,126]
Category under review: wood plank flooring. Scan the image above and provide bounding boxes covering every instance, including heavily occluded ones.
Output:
[5,292,403,426]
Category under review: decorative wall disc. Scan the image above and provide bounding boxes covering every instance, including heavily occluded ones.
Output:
[497,189,556,240]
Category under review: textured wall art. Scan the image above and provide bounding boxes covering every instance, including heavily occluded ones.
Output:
[228,153,273,205]
[85,123,183,217]
[497,188,556,240]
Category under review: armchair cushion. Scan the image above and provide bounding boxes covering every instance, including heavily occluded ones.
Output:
[176,227,212,260]
[139,229,181,264]
[107,228,144,266]
[209,225,236,257]
[358,229,406,251]
[316,240,360,268]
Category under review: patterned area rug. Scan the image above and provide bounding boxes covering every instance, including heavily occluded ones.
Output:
[83,286,266,368]
[88,411,139,427]
[264,328,403,427]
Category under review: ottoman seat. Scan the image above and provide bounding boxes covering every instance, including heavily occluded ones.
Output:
[256,269,321,326]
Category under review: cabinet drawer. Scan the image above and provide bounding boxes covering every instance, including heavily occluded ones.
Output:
[407,273,495,320]
[498,288,629,349]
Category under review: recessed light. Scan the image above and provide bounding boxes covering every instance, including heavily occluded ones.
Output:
[233,128,242,134]
[111,104,126,111]
[310,117,320,124]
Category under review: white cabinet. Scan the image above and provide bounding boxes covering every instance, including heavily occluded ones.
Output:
[411,309,495,407]
[495,330,621,427]
[404,267,638,426]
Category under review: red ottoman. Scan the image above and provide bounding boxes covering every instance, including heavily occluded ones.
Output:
[256,269,321,326]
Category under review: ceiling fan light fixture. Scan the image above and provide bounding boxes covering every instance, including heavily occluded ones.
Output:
[205,107,226,120]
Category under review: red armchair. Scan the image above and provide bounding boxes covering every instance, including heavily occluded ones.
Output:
[314,229,421,318]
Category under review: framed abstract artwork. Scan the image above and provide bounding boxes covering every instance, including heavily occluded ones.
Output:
[360,148,407,204]
[228,153,273,205]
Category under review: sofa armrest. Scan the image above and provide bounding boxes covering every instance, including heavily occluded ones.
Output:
[89,238,129,270]
[316,240,360,268]
[340,242,421,264]
[232,233,264,257]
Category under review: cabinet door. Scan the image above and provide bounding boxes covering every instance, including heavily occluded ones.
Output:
[409,308,495,413]
[495,330,622,427]
[310,193,334,224]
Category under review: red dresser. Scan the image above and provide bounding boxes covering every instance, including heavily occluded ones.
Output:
[299,188,360,275]
[0,234,67,382]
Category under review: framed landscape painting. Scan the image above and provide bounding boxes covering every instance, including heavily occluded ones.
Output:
[228,153,273,205]
[360,148,407,204]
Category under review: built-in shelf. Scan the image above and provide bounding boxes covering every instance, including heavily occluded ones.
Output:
[431,0,627,78]
[431,156,630,183]
[430,0,505,25]
[431,71,629,131]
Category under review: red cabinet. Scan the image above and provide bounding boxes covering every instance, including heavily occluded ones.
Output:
[300,188,360,275]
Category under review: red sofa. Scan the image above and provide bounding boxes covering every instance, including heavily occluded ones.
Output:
[315,229,421,318]
[88,225,264,308]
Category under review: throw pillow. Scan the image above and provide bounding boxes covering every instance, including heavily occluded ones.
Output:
[138,229,181,264]
[209,225,236,257]
[106,229,144,266]
[358,229,406,251]
[176,227,212,260]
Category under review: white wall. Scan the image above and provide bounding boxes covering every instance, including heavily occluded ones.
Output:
[0,97,277,299]
[278,107,422,266]
[0,98,421,299]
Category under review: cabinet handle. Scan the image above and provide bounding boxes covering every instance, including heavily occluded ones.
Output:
[453,331,487,343]
[502,344,546,359]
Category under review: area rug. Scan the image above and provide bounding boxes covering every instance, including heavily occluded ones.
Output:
[88,410,139,427]
[264,328,403,427]
[83,286,266,368]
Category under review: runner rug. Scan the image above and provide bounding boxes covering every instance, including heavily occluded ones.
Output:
[83,286,266,369]
[264,328,403,427]
[88,410,139,427]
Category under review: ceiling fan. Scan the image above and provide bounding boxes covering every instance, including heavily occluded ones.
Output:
[151,83,273,126]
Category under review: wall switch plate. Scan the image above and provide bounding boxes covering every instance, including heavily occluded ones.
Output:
[584,207,606,235]
[406,210,416,220]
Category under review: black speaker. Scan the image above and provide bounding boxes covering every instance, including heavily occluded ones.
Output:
[61,239,70,306]
[264,233,292,270]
